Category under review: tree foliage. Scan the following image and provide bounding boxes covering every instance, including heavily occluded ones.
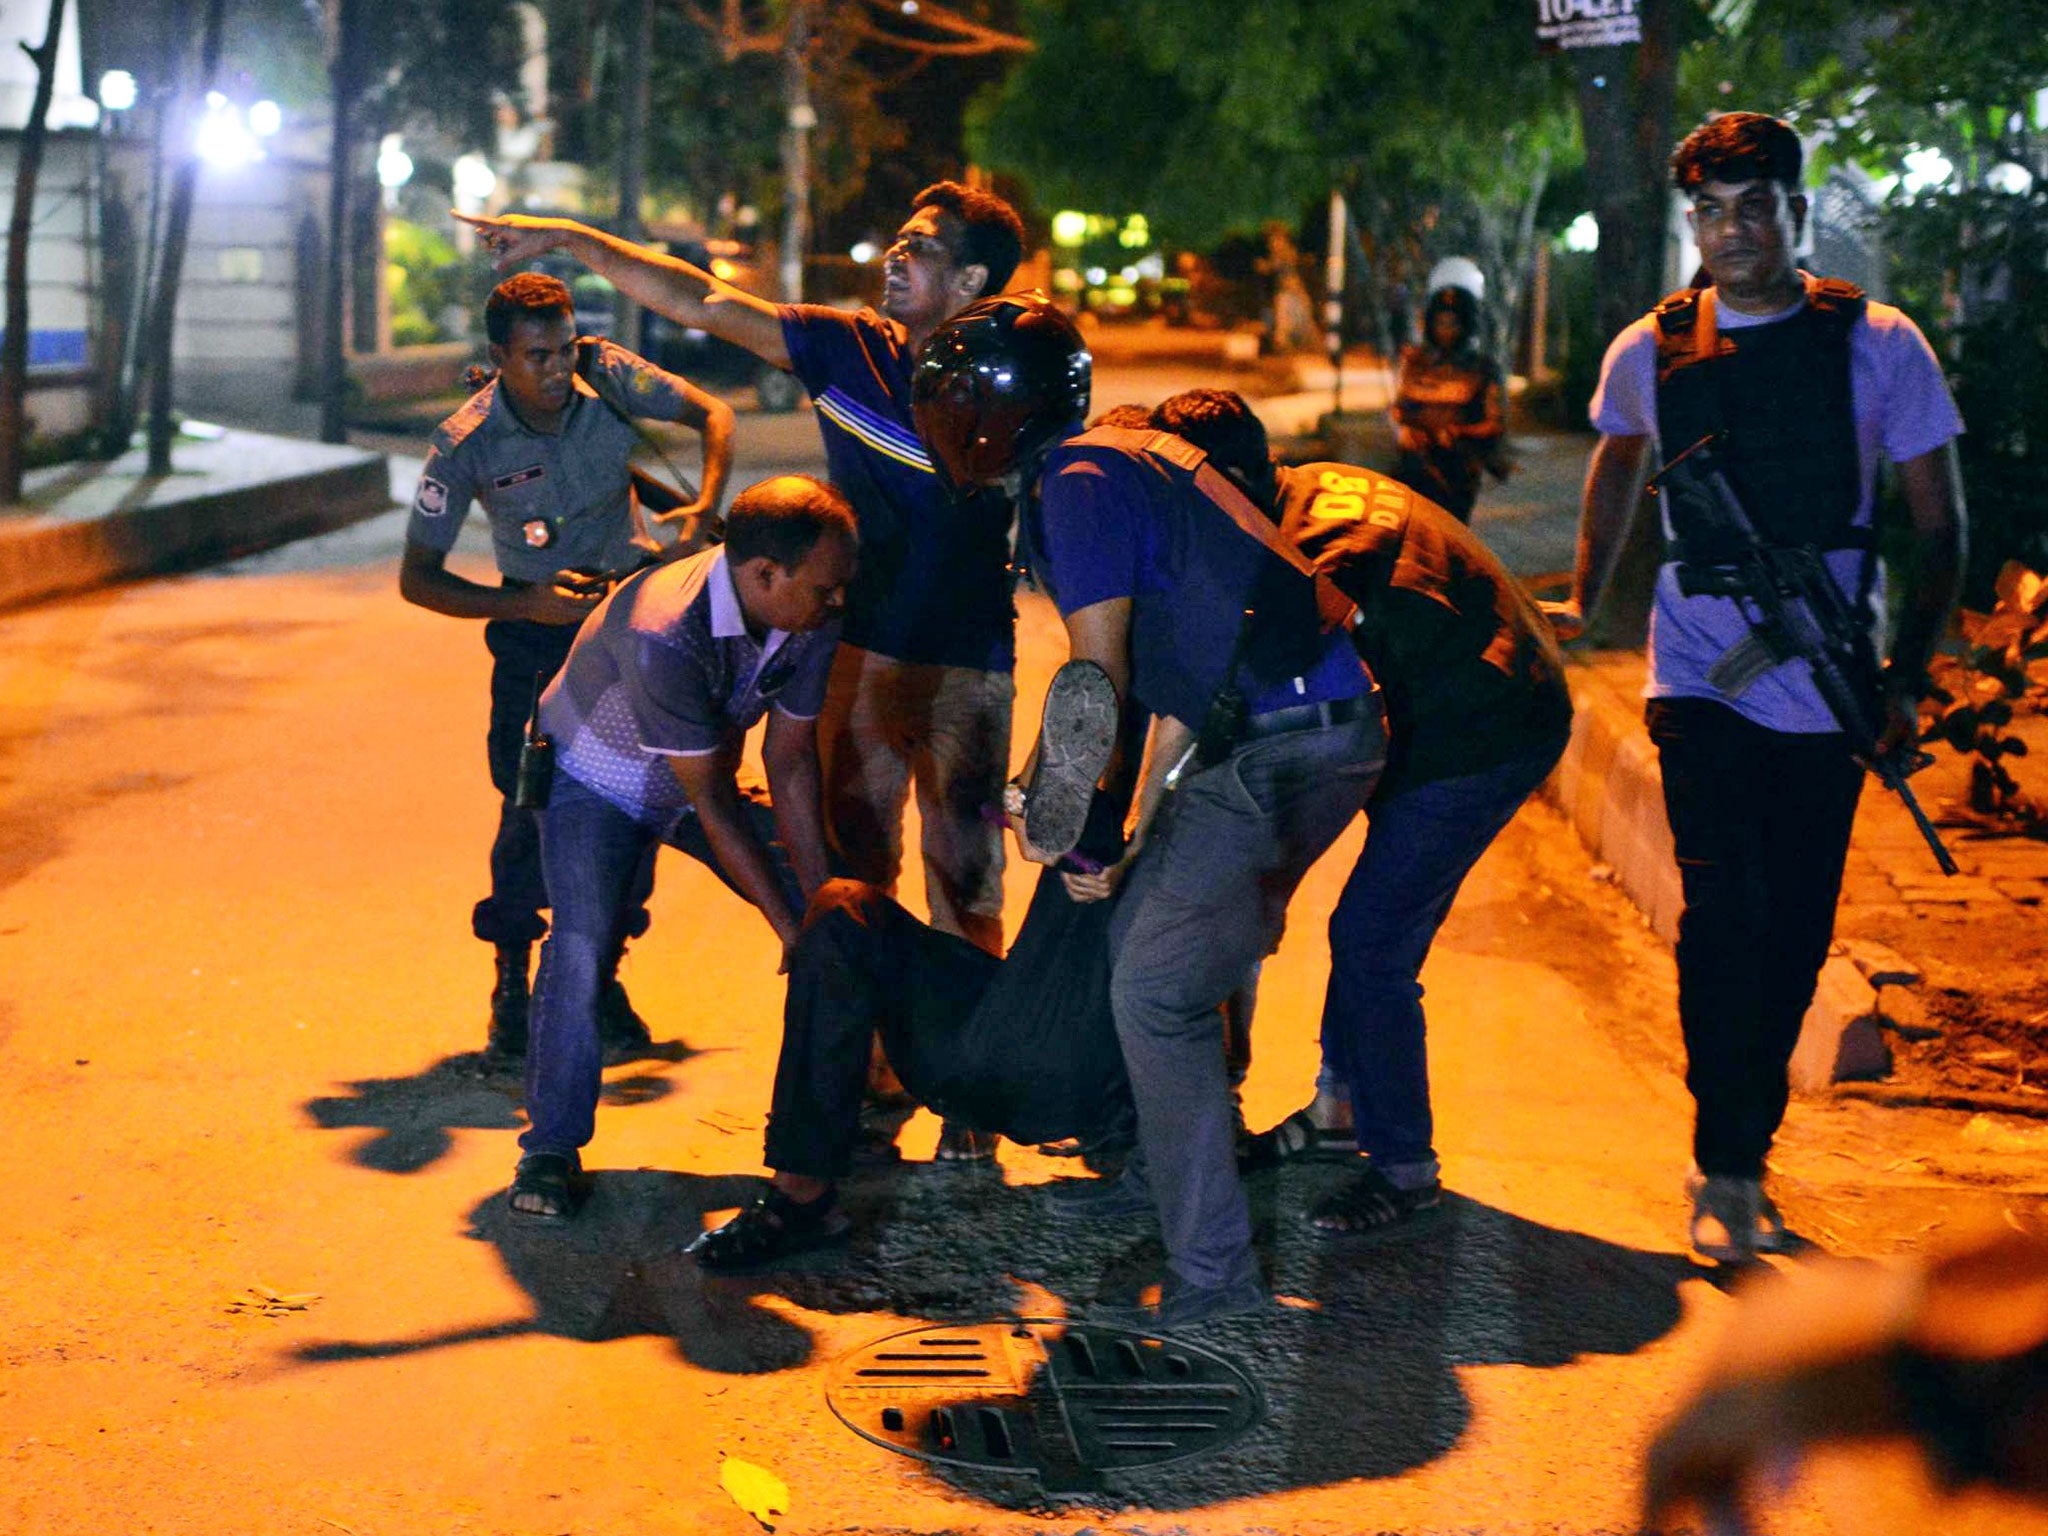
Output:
[972,0,1576,361]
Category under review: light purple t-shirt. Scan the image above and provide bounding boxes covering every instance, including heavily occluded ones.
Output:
[1590,285,1963,732]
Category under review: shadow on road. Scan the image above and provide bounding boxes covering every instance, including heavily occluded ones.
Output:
[290,1156,1698,1507]
[302,1041,698,1173]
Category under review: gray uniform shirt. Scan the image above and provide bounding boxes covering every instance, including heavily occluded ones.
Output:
[405,339,700,584]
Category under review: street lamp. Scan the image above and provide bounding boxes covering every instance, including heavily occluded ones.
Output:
[195,97,263,168]
[377,134,415,192]
[99,70,138,112]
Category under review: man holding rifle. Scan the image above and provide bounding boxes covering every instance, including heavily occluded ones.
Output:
[1556,112,1965,1263]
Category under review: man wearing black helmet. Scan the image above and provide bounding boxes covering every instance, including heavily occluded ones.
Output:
[913,296,1388,1326]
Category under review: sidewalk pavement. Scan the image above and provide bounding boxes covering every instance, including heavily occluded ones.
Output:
[0,428,391,614]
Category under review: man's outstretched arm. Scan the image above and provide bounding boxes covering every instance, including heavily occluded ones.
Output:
[458,213,790,368]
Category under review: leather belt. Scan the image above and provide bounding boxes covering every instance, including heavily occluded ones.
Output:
[1239,694,1372,742]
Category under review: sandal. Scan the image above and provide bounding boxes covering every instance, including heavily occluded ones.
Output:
[1686,1171,1776,1263]
[1024,660,1119,858]
[1241,1107,1360,1172]
[507,1151,590,1223]
[934,1121,999,1163]
[1306,1167,1441,1239]
[692,1186,852,1272]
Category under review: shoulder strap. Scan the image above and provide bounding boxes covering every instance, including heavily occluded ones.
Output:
[1073,425,1357,631]
[575,339,702,505]
[1803,273,1868,341]
[1654,287,1731,381]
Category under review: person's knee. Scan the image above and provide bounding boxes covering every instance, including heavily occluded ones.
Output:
[1111,967,1227,1047]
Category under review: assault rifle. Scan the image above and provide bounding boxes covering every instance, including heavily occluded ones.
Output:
[1649,434,1957,876]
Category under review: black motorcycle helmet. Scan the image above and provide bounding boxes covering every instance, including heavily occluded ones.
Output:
[910,292,1091,489]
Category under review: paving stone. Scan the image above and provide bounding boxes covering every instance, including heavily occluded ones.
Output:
[1840,938,1922,988]
[1993,878,2048,905]
[1894,878,2003,902]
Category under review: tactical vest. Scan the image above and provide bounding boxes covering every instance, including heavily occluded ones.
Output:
[1653,275,1867,566]
[1052,426,1334,716]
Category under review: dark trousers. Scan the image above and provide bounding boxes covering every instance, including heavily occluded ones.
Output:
[768,882,1001,1178]
[1647,697,1864,1178]
[522,773,799,1155]
[1109,717,1385,1290]
[473,617,651,948]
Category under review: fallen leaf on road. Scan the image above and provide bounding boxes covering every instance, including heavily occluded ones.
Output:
[720,1455,789,1530]
[224,1285,322,1318]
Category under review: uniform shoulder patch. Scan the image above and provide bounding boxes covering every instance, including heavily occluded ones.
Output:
[434,386,495,453]
[414,476,451,517]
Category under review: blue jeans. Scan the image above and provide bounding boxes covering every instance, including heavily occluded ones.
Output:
[1317,749,1562,1183]
[521,772,795,1156]
[1109,714,1386,1291]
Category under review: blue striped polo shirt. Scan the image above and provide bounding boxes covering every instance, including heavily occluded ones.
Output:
[779,304,1015,672]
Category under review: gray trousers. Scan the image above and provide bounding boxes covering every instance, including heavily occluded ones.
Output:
[1108,712,1386,1290]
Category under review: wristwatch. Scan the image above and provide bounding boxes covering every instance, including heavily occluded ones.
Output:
[1002,779,1028,822]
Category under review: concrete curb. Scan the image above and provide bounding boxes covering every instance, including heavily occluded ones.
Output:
[1543,656,1683,942]
[0,436,391,614]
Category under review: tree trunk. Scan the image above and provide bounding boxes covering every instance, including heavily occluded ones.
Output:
[0,0,68,502]
[319,0,359,444]
[1571,0,1678,647]
[614,0,652,348]
[1572,0,1679,352]
[778,0,813,304]
[142,0,230,476]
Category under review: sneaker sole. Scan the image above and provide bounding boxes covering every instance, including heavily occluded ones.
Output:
[1025,660,1119,858]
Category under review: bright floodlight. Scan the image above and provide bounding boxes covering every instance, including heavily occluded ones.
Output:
[99,70,138,111]
[453,153,497,205]
[1901,147,1955,196]
[196,102,262,168]
[377,135,415,190]
[1564,212,1599,253]
[248,100,282,137]
[1051,210,1089,248]
[1987,161,2035,196]
[850,240,878,264]
[205,90,227,110]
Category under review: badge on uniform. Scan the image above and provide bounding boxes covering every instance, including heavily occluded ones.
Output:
[522,518,556,549]
[414,476,449,516]
[493,464,546,490]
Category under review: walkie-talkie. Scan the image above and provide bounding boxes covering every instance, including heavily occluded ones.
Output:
[513,671,554,809]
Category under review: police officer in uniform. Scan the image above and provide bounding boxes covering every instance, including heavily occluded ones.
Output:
[1556,114,1965,1262]
[400,273,735,1058]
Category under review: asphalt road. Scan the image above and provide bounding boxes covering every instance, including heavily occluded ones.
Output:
[1,401,2041,1536]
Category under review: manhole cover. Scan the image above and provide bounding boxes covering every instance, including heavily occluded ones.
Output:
[826,1317,1262,1491]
